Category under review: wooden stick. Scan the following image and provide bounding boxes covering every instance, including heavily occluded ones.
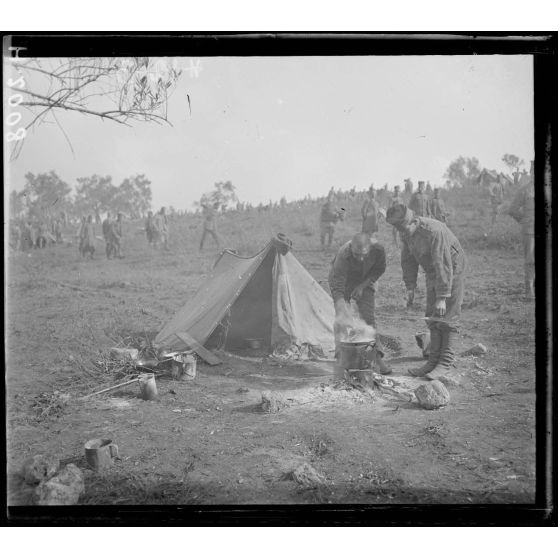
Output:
[80,377,139,399]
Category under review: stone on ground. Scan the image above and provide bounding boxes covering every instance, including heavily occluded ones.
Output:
[33,464,84,505]
[21,455,60,485]
[415,380,451,410]
[260,391,288,413]
[288,463,326,487]
[460,343,487,357]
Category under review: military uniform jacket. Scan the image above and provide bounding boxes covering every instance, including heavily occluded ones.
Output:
[329,240,386,302]
[509,182,534,235]
[429,198,447,221]
[409,192,431,217]
[321,203,339,225]
[401,217,466,298]
[361,199,380,233]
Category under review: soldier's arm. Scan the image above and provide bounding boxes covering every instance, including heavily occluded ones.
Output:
[430,229,453,298]
[363,244,387,285]
[328,254,349,303]
[401,239,419,290]
[508,188,525,223]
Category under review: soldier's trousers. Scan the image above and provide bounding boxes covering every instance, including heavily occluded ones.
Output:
[200,228,220,249]
[424,269,466,333]
[320,224,335,247]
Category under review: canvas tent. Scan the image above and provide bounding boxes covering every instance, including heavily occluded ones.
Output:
[154,239,336,356]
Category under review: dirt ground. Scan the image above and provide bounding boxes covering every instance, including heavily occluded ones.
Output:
[6,198,536,506]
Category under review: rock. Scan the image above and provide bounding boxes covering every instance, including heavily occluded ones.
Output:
[33,464,84,505]
[109,347,139,361]
[415,380,451,410]
[287,463,326,487]
[21,455,60,485]
[260,391,288,413]
[460,343,487,357]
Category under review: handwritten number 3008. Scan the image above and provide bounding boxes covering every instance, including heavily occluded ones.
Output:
[6,76,27,142]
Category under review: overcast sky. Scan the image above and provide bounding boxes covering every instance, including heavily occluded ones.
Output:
[7,55,533,209]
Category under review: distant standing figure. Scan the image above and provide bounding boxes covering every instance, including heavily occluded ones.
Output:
[200,203,221,250]
[112,213,124,258]
[102,212,116,259]
[319,198,343,250]
[390,185,405,247]
[79,215,96,259]
[145,210,155,246]
[154,207,170,250]
[409,181,431,217]
[404,178,413,197]
[361,188,380,236]
[508,161,535,300]
[425,181,433,196]
[430,188,448,224]
[489,178,505,227]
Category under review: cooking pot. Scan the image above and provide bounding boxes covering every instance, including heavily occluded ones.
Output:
[338,339,376,371]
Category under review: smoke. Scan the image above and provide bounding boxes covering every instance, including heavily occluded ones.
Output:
[334,300,376,343]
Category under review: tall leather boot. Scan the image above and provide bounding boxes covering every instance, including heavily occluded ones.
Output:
[409,324,441,376]
[426,324,457,380]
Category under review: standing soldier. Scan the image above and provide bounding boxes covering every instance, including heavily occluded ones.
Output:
[488,177,505,229]
[319,195,343,250]
[404,178,414,198]
[145,210,155,246]
[102,212,115,259]
[390,185,405,248]
[112,212,125,258]
[386,204,467,379]
[200,202,221,251]
[430,188,448,224]
[409,181,431,217]
[328,232,391,374]
[79,215,96,259]
[508,161,535,300]
[154,207,170,251]
[361,188,381,237]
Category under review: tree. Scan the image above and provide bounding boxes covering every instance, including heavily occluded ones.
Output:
[113,175,152,218]
[195,181,239,211]
[6,57,182,159]
[74,175,118,217]
[8,190,25,219]
[444,156,482,189]
[501,153,525,173]
[21,171,72,220]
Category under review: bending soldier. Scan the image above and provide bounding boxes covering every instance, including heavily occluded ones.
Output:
[328,232,391,374]
[386,204,467,379]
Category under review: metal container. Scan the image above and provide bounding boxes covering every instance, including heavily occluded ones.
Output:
[338,340,376,371]
[245,338,264,349]
[138,373,158,400]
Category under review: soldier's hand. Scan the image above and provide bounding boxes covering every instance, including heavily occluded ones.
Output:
[406,289,415,307]
[434,298,446,317]
[351,284,365,300]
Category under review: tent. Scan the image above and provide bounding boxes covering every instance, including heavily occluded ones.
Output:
[154,239,336,356]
